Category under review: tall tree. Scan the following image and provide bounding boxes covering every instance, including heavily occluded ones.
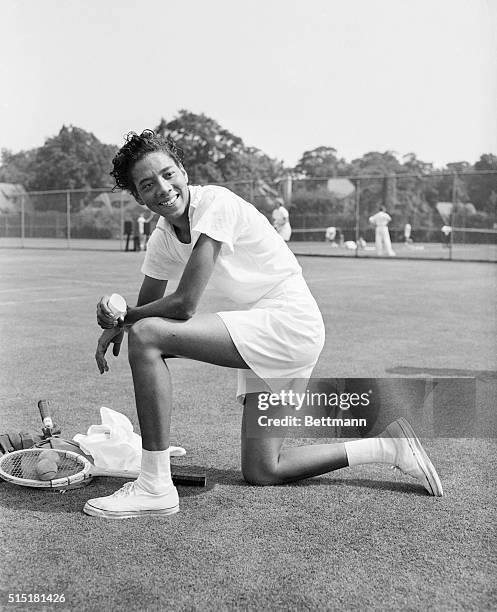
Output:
[0,148,39,188]
[349,151,402,176]
[155,110,283,185]
[29,125,117,191]
[467,154,497,215]
[347,151,403,221]
[294,146,349,178]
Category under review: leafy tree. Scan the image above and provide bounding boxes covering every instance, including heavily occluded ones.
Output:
[155,110,283,185]
[29,125,117,192]
[294,146,350,178]
[467,154,497,215]
[349,151,402,176]
[0,148,39,188]
[474,153,497,172]
[401,153,435,176]
[346,152,402,222]
[395,154,438,228]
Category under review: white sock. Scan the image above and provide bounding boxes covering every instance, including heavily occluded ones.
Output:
[344,437,396,467]
[136,448,174,494]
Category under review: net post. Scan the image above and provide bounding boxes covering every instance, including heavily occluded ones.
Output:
[354,178,361,258]
[20,194,25,248]
[450,173,457,261]
[66,191,71,249]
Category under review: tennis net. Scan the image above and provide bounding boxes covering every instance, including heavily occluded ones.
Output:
[288,226,497,262]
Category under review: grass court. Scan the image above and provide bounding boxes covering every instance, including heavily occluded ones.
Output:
[0,248,495,611]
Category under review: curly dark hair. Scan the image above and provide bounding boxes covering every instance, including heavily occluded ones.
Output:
[110,129,184,197]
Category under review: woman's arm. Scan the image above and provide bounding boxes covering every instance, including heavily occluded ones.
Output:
[125,233,222,324]
[96,275,167,328]
[136,275,168,307]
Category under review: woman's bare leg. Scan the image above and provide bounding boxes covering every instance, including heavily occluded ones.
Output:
[241,394,348,485]
[127,320,440,494]
[127,313,248,450]
[241,381,442,496]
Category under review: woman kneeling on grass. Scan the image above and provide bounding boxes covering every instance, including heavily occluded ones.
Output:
[85,130,442,519]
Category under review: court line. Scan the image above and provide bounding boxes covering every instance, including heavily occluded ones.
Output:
[0,279,120,293]
[0,295,90,306]
[0,285,85,294]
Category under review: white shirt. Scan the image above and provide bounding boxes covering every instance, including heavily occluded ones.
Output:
[369,211,392,227]
[141,185,301,306]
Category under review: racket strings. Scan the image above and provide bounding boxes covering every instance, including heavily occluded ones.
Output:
[1,450,85,481]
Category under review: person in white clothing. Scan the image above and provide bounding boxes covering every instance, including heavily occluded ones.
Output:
[137,213,146,250]
[271,199,292,241]
[85,130,442,519]
[369,206,396,256]
[441,225,452,247]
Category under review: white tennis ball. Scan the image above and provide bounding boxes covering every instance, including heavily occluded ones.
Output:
[108,293,127,319]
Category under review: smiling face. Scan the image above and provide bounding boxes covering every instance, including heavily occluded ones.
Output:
[131,151,190,222]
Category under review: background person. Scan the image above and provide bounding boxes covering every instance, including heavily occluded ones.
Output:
[132,216,141,251]
[369,206,396,256]
[123,218,133,252]
[137,213,146,250]
[271,198,292,242]
[404,222,413,245]
[325,226,338,247]
[441,224,452,247]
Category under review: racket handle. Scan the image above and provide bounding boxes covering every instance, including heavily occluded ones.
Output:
[38,399,53,424]
[171,469,206,487]
[37,399,56,437]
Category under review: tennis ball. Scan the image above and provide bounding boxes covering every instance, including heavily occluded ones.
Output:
[39,449,61,465]
[36,459,59,481]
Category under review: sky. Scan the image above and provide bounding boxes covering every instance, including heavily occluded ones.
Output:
[1,0,496,168]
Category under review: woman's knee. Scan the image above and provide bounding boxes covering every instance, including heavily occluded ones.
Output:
[241,454,282,486]
[240,412,286,485]
[127,318,167,360]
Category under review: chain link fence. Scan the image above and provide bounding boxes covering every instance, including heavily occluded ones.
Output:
[287,171,496,261]
[1,172,495,261]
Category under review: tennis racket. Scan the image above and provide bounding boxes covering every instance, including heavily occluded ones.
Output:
[7,400,207,487]
[0,448,206,489]
[0,448,138,490]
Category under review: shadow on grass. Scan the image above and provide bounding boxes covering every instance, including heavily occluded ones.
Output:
[207,467,430,496]
[386,365,497,381]
[0,464,430,515]
[0,464,211,514]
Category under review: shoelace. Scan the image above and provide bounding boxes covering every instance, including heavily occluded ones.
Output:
[111,481,135,497]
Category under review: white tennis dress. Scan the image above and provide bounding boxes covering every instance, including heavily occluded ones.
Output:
[141,185,325,401]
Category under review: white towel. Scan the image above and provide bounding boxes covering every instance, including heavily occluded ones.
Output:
[73,407,185,471]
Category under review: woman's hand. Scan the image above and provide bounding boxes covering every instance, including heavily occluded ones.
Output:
[96,295,119,329]
[95,328,125,374]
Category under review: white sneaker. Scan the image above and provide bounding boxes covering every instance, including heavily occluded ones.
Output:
[83,481,179,519]
[385,418,443,497]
